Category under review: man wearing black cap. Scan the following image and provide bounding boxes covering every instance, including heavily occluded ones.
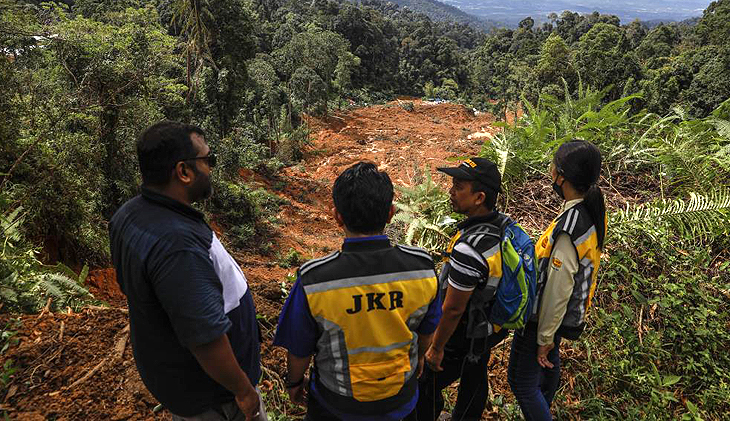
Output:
[408,157,510,421]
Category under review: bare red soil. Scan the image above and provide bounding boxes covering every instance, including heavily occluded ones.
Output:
[1,100,592,420]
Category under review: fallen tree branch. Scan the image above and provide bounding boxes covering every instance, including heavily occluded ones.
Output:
[637,306,644,346]
[52,324,130,393]
[113,324,130,360]
[67,358,107,389]
[82,305,128,314]
[36,298,52,319]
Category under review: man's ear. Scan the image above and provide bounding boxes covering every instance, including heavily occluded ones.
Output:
[475,191,486,207]
[175,161,193,184]
[387,204,396,224]
[333,207,345,228]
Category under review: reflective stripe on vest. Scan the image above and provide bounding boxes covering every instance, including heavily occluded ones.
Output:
[442,228,503,289]
[303,270,437,402]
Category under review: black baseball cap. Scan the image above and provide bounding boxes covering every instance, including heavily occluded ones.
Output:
[437,157,502,193]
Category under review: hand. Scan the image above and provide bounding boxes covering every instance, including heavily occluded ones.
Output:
[287,376,308,405]
[235,387,261,421]
[425,345,445,372]
[537,343,555,368]
[417,355,425,378]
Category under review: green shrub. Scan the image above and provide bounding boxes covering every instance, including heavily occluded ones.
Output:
[278,248,304,269]
[215,123,271,178]
[0,203,95,313]
[208,180,284,250]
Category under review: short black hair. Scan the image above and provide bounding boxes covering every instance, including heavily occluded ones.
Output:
[332,162,394,234]
[470,180,498,210]
[137,121,205,186]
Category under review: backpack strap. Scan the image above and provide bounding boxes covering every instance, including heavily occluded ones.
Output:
[442,213,510,256]
[461,220,501,244]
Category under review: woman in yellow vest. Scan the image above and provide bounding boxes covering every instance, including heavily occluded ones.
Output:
[507,140,607,421]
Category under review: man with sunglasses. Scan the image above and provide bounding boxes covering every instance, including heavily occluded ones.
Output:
[109,121,266,421]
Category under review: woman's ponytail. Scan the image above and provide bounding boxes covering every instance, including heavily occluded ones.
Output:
[584,184,606,250]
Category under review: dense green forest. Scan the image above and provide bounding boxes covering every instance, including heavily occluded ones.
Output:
[1,0,730,419]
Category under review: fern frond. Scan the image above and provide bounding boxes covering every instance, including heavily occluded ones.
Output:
[0,286,18,303]
[490,132,511,176]
[391,212,414,224]
[672,106,688,121]
[79,264,89,285]
[405,219,421,245]
[708,118,730,141]
[611,190,730,243]
[44,262,79,281]
[45,273,92,296]
[33,275,66,302]
[0,207,25,243]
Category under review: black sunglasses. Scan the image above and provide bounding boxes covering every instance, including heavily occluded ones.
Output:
[183,153,217,168]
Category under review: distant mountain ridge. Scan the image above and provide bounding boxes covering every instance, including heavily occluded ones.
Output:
[378,0,501,30]
[437,0,709,26]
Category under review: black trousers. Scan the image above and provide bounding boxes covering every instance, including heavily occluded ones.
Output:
[304,395,340,421]
[406,329,508,421]
[305,395,406,421]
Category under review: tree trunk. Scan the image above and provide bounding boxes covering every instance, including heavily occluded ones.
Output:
[101,102,122,219]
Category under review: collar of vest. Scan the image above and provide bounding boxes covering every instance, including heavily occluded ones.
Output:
[140,186,206,222]
[560,198,584,214]
[457,210,501,231]
[341,235,391,252]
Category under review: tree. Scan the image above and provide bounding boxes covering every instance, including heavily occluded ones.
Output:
[436,78,458,100]
[334,50,361,100]
[290,66,327,115]
[636,24,680,69]
[694,0,730,46]
[167,0,256,137]
[247,56,284,145]
[332,3,398,90]
[682,45,730,117]
[624,19,648,50]
[276,26,356,112]
[574,23,641,101]
[510,17,540,59]
[534,33,576,100]
[2,4,186,263]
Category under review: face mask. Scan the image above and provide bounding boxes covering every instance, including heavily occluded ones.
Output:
[552,180,565,199]
[551,162,566,199]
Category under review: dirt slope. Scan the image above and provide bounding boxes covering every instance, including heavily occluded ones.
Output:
[1,100,528,420]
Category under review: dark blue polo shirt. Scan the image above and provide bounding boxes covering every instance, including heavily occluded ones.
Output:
[109,187,261,417]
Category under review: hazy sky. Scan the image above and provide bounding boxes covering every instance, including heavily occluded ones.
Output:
[439,0,712,24]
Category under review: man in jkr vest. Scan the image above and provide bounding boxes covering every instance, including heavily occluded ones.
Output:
[408,157,511,421]
[273,161,442,421]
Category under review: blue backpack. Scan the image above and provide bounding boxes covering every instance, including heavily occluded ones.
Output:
[458,216,537,342]
[489,218,537,330]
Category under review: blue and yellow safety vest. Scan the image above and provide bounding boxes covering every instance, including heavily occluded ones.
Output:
[299,239,438,413]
